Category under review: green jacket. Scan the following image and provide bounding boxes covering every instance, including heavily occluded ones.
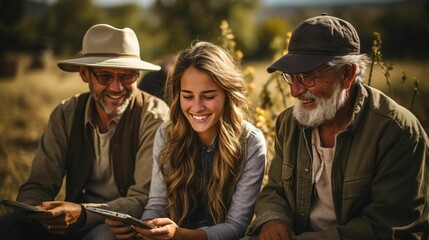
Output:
[247,84,429,239]
[17,90,169,229]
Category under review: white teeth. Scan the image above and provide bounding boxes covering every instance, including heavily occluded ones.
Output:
[191,114,209,120]
[300,98,314,104]
[109,95,122,99]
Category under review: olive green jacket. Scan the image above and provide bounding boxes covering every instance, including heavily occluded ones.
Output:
[17,90,169,230]
[247,84,429,239]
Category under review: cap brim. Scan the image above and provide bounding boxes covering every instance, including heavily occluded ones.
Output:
[267,53,334,73]
[57,56,161,72]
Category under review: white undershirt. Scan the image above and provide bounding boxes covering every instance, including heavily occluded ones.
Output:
[309,127,338,231]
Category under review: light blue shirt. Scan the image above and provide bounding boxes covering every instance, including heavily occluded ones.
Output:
[142,121,267,240]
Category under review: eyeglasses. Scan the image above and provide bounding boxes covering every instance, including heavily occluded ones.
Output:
[88,67,140,86]
[281,66,335,87]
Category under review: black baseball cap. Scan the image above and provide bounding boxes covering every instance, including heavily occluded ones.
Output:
[267,14,360,73]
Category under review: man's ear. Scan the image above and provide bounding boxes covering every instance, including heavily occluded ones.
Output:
[342,64,356,89]
[78,66,90,83]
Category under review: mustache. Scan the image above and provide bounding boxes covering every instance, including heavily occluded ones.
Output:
[297,91,317,100]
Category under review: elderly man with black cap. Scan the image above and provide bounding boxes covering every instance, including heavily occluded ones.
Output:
[245,15,429,239]
[0,24,169,239]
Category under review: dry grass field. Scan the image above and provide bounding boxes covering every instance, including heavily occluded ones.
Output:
[1,54,428,215]
[0,54,87,214]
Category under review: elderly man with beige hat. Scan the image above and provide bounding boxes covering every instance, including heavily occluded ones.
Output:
[0,24,169,239]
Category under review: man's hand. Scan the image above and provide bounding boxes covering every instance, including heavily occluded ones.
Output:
[257,219,295,240]
[105,218,137,240]
[28,201,85,235]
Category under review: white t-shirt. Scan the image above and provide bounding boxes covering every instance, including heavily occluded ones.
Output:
[309,127,338,231]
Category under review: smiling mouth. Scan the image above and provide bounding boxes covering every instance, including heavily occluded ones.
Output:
[106,93,125,100]
[191,114,210,121]
[297,93,316,104]
[300,98,315,104]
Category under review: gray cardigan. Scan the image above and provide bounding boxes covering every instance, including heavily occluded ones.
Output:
[142,121,267,240]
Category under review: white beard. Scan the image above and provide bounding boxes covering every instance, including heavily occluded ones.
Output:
[293,82,347,127]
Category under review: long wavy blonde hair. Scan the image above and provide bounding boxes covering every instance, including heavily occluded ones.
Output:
[160,41,248,226]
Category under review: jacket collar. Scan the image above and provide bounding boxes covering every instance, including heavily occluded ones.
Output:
[343,83,368,131]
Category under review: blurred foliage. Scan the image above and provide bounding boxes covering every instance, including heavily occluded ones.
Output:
[152,0,260,56]
[367,31,421,112]
[0,0,27,54]
[255,17,292,58]
[219,21,270,175]
[0,0,25,26]
[1,2,428,214]
[35,0,104,56]
[370,32,394,97]
[373,3,429,59]
[332,1,429,59]
[1,0,429,61]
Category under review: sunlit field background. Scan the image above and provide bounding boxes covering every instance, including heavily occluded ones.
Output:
[1,0,428,215]
[1,53,428,214]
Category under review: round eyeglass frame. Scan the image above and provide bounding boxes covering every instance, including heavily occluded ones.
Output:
[280,65,335,87]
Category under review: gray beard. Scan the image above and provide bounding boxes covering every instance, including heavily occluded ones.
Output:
[293,83,347,127]
[89,81,133,116]
[94,94,131,116]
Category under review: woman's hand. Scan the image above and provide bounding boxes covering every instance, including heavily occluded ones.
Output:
[133,218,178,239]
[133,218,207,240]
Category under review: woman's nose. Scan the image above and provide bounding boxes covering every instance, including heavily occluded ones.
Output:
[192,99,205,112]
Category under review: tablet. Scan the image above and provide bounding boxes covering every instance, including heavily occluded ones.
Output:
[84,206,154,229]
[0,200,46,213]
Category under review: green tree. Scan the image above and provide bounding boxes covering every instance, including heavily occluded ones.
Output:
[0,0,26,53]
[103,4,162,60]
[103,4,144,30]
[256,17,292,58]
[153,0,260,56]
[374,2,429,59]
[36,0,103,56]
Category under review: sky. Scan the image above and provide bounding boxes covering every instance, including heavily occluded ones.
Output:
[91,0,400,7]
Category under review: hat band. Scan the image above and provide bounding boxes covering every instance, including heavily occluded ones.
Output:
[82,53,140,58]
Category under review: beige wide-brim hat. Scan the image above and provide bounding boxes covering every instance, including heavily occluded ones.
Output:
[57,24,161,72]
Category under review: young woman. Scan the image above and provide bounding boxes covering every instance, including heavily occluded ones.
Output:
[108,41,266,240]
